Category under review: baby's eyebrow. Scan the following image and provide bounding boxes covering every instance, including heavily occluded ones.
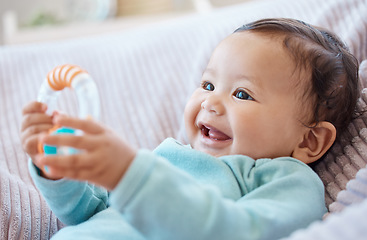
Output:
[234,74,251,80]
[233,74,259,86]
[202,67,259,86]
[202,68,215,77]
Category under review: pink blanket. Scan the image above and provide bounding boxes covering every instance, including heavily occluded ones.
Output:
[0,0,366,238]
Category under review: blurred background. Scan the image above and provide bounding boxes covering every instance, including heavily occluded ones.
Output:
[0,0,255,45]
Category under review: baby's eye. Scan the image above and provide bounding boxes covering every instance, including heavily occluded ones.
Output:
[234,89,254,101]
[202,81,215,91]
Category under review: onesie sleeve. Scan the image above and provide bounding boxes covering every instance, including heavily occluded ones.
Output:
[28,159,109,225]
[109,149,326,240]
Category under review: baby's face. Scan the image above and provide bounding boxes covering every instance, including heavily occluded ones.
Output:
[184,31,310,159]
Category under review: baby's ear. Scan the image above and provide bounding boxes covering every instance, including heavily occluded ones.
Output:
[292,121,336,164]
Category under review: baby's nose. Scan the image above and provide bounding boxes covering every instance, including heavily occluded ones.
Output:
[201,95,225,115]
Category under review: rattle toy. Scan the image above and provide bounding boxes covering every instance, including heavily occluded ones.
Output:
[37,64,100,156]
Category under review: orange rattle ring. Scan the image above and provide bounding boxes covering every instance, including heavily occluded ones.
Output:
[37,64,100,155]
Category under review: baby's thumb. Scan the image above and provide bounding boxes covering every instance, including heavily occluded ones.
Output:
[52,110,68,118]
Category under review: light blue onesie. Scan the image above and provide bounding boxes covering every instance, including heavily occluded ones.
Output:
[29,138,327,240]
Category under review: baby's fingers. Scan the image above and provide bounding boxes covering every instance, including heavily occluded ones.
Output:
[22,101,47,115]
[21,114,53,132]
[41,134,98,151]
[21,124,54,154]
[53,115,104,134]
[22,134,42,156]
[33,154,64,180]
[38,154,94,180]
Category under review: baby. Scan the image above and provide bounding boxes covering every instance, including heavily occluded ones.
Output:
[21,18,359,240]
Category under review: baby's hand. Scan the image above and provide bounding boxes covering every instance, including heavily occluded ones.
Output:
[35,115,136,190]
[21,101,54,161]
[21,101,64,179]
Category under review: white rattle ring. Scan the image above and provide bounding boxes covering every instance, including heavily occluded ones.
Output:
[37,64,100,155]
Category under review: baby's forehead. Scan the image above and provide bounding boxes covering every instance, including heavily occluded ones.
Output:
[231,32,311,84]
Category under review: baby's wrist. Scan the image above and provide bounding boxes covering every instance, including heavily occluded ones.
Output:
[108,148,137,191]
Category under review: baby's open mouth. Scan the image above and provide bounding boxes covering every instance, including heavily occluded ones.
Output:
[200,124,231,141]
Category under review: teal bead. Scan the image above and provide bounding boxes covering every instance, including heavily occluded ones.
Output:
[43,127,78,155]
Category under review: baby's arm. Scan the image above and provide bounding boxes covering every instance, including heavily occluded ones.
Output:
[109,149,326,240]
[28,160,108,225]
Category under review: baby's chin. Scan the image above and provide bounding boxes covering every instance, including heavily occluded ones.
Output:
[191,142,262,159]
[191,143,231,158]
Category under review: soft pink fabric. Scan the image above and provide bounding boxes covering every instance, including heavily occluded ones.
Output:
[0,0,366,238]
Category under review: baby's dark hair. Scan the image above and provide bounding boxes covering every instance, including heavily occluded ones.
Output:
[235,18,360,138]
